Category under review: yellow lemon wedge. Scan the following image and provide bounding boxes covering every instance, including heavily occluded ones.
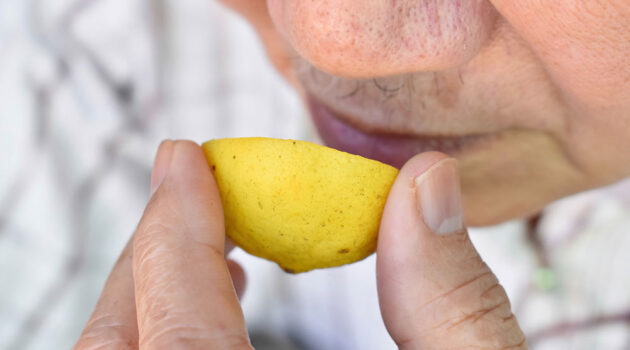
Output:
[202,137,398,273]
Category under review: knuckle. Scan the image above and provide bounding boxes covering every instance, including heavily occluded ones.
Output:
[133,220,178,270]
[74,339,134,350]
[141,324,253,350]
[443,273,511,326]
[427,269,498,312]
[132,221,181,304]
[221,334,255,350]
[135,220,176,250]
[417,270,526,349]
[75,337,136,350]
[75,316,137,350]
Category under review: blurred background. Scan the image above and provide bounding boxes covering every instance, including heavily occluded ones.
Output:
[1,0,629,349]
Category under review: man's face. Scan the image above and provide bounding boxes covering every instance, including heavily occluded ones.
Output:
[223,0,630,225]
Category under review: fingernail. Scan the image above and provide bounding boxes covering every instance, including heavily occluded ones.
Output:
[150,140,174,195]
[415,158,463,235]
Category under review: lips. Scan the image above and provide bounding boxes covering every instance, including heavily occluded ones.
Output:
[308,97,487,168]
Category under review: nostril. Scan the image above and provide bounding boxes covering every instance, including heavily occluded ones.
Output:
[269,0,498,78]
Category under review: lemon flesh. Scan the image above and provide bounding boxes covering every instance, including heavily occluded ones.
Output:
[202,138,398,273]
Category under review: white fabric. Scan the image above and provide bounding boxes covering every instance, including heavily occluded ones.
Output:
[1,1,629,349]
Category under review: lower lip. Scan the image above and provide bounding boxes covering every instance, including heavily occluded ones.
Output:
[307,97,485,168]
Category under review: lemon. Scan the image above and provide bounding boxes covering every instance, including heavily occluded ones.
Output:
[202,138,398,273]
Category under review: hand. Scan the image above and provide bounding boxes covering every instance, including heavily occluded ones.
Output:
[74,140,250,349]
[377,152,526,349]
[74,140,526,349]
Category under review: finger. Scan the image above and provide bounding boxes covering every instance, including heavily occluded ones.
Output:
[224,240,246,298]
[225,236,235,256]
[377,152,527,349]
[74,239,138,350]
[226,259,246,299]
[489,0,630,106]
[132,140,252,350]
[75,140,176,349]
[75,141,246,350]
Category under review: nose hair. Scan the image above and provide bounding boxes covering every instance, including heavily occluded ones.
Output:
[268,0,498,78]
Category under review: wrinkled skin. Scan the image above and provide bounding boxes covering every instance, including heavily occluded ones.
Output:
[222,0,630,225]
[76,141,527,349]
[75,2,630,349]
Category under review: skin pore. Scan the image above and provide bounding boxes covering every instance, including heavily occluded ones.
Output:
[73,3,629,348]
[221,0,630,225]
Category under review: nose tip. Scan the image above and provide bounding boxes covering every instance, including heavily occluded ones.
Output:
[268,0,498,78]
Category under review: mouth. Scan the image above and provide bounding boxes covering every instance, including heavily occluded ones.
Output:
[307,96,493,168]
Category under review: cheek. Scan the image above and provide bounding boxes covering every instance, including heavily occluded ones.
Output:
[267,0,498,78]
[267,0,283,27]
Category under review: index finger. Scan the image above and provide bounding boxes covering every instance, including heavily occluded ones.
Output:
[132,141,252,350]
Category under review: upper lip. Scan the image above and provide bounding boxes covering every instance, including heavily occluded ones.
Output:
[295,59,516,139]
[297,66,504,137]
[306,92,504,168]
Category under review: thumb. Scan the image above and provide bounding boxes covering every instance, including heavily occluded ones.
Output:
[377,152,527,349]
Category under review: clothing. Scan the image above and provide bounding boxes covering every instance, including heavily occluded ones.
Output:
[1,1,629,349]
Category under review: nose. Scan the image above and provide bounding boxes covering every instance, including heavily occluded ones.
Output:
[268,0,498,78]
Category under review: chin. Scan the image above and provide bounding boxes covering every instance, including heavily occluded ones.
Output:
[457,130,587,226]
